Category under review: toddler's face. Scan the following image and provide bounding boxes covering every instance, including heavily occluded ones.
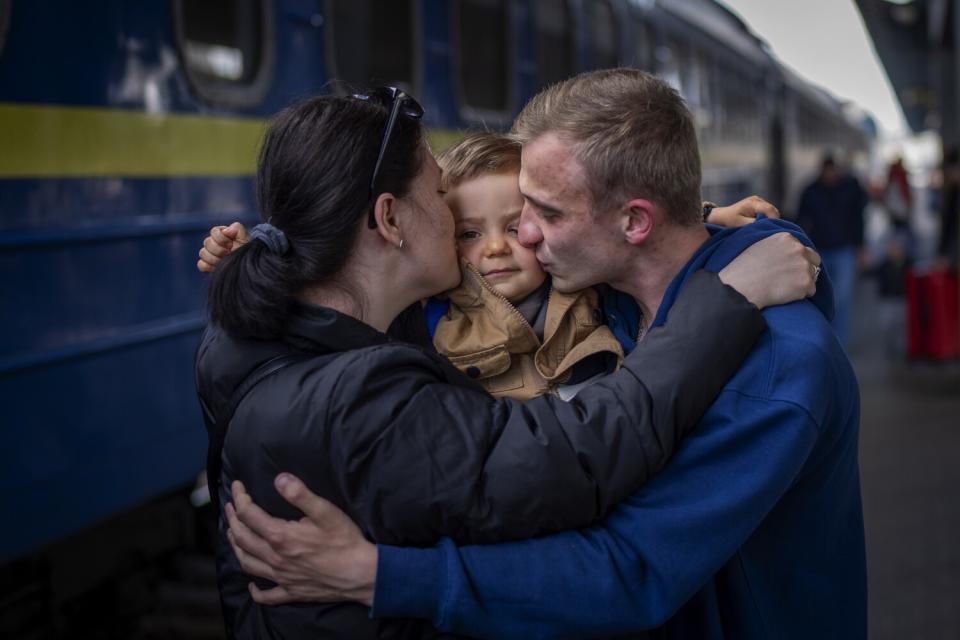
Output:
[446,171,547,303]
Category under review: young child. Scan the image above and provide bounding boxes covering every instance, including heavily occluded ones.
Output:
[428,133,623,400]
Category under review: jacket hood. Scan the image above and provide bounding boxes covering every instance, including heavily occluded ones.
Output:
[651,218,835,329]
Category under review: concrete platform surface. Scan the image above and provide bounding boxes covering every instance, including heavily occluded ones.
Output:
[849,282,960,640]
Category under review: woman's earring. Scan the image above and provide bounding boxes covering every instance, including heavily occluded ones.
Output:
[399,239,404,250]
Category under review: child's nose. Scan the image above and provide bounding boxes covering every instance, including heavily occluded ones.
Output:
[483,236,511,257]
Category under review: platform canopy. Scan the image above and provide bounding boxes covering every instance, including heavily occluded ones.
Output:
[855,0,958,145]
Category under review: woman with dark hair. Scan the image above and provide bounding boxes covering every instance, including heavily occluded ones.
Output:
[195,90,817,638]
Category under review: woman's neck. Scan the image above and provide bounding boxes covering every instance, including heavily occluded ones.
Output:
[298,273,415,334]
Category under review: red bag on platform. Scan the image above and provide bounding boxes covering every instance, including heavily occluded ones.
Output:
[906,269,960,360]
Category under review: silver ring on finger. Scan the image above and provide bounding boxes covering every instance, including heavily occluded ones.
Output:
[813,265,821,282]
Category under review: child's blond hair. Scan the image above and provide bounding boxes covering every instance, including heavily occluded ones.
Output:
[436,133,522,190]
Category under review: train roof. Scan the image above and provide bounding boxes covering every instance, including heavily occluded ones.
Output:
[650,0,772,68]
[780,63,847,117]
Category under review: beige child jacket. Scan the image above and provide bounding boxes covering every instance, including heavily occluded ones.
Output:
[432,262,624,400]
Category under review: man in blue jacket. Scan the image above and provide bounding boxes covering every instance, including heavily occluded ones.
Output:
[224,69,866,639]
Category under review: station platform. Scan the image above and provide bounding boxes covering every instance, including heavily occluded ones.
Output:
[849,278,960,639]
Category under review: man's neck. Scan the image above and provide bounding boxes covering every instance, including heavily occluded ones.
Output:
[609,224,710,321]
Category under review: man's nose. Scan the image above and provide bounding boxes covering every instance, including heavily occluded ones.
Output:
[518,206,543,249]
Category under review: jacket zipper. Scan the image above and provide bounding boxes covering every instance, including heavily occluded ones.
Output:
[463,262,578,395]
[463,261,542,346]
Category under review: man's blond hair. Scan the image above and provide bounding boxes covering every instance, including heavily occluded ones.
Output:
[512,68,702,225]
[436,133,521,190]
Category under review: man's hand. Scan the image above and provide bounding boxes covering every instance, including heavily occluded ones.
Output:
[226,474,378,606]
[707,196,781,227]
[197,222,249,273]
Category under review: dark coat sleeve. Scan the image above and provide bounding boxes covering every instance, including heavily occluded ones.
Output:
[323,271,767,546]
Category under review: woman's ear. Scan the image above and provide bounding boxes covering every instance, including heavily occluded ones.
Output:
[372,192,404,248]
[623,198,655,245]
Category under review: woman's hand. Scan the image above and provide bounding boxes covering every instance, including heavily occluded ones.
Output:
[225,475,378,606]
[718,233,821,309]
[707,196,781,227]
[197,222,249,273]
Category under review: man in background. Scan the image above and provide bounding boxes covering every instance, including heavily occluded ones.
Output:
[797,154,868,346]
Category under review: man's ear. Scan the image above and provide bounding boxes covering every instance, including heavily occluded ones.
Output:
[623,198,655,245]
[372,192,404,248]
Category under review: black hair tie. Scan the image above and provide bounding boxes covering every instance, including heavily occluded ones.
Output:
[249,223,290,256]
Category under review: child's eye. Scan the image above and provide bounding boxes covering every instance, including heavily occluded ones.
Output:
[458,230,481,240]
[507,226,519,236]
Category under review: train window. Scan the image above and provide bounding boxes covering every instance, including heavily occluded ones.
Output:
[455,0,510,113]
[326,0,416,91]
[0,0,9,56]
[535,0,574,87]
[591,0,619,69]
[172,0,273,108]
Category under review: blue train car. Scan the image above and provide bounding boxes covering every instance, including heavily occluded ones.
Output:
[0,0,870,584]
[3,1,268,564]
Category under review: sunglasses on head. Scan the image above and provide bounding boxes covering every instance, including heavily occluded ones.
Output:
[352,86,425,229]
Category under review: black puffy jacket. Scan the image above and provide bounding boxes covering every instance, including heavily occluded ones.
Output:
[194,271,767,639]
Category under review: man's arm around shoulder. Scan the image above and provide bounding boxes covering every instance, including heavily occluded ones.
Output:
[373,391,823,638]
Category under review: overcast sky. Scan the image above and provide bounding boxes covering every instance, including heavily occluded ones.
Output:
[719,0,907,136]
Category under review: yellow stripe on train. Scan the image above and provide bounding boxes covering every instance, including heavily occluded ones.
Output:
[0,103,467,179]
[0,103,266,178]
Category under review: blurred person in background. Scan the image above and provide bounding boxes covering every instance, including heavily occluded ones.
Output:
[797,154,869,347]
[883,157,913,254]
[938,147,959,270]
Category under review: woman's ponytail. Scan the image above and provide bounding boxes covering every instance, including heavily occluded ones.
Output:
[207,235,300,339]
